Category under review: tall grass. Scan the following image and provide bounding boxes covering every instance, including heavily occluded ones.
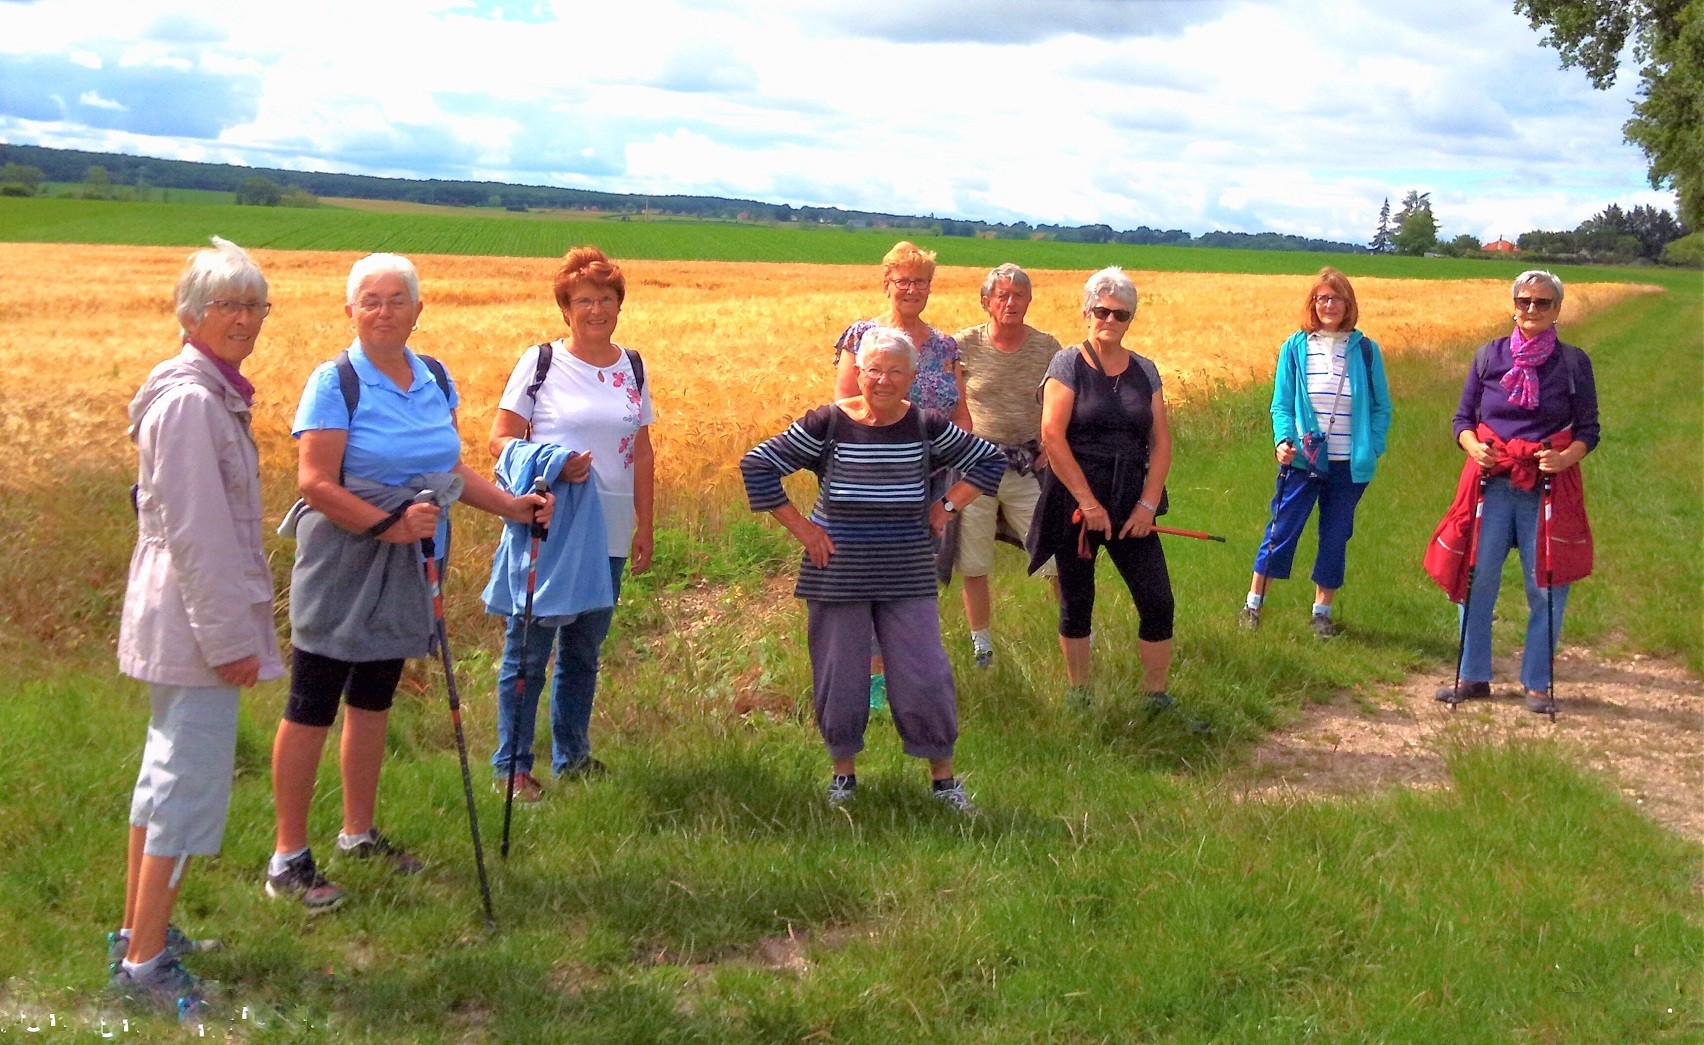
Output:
[0,273,1697,1040]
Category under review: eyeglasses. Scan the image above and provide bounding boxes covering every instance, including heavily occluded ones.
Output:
[1514,296,1556,312]
[1090,306,1133,323]
[208,299,271,317]
[861,368,910,383]
[356,295,414,314]
[888,278,931,291]
[1312,295,1346,307]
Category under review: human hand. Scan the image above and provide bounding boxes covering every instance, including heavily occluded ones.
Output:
[558,452,592,484]
[1120,502,1156,539]
[214,654,261,688]
[630,528,654,574]
[794,520,835,567]
[929,500,950,537]
[380,501,440,543]
[1535,446,1579,474]
[1463,437,1497,471]
[1078,502,1113,538]
[513,489,554,527]
[1275,440,1296,466]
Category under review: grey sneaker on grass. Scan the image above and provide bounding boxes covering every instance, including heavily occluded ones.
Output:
[339,828,424,875]
[931,780,978,815]
[265,849,345,912]
[109,956,204,1021]
[107,925,219,968]
[1310,613,1340,639]
[826,774,856,808]
[1238,605,1262,630]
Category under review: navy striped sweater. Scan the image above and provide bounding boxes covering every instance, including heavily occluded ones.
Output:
[742,404,1004,601]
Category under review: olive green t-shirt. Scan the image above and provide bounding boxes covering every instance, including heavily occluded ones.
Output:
[954,323,1062,445]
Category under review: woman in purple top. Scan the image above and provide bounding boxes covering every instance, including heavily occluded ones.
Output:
[1436,270,1598,715]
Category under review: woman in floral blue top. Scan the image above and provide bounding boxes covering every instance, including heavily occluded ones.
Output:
[833,241,971,429]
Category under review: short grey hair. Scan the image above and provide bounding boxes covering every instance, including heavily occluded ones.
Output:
[174,236,266,335]
[980,263,1032,300]
[1511,269,1564,305]
[855,326,918,371]
[1082,266,1137,314]
[347,253,421,306]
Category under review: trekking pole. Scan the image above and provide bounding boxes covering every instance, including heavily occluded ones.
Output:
[1152,525,1227,543]
[1541,474,1558,722]
[415,490,498,930]
[1447,473,1489,713]
[501,477,550,860]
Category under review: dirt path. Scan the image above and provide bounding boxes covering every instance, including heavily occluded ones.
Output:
[1232,647,1704,844]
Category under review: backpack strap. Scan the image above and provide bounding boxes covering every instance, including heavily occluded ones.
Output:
[420,354,452,405]
[337,349,452,421]
[524,342,553,403]
[625,348,646,396]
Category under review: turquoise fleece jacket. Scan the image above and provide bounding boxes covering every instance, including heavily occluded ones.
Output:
[1269,329,1392,484]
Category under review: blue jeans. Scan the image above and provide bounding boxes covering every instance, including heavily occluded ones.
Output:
[1461,476,1569,692]
[492,556,625,776]
[1252,462,1368,591]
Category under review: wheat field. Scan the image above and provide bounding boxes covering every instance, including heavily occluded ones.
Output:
[0,243,1650,519]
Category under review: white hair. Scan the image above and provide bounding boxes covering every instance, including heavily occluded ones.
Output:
[980,262,1031,300]
[347,253,420,306]
[1511,269,1564,305]
[1082,266,1137,313]
[174,236,266,335]
[855,326,918,370]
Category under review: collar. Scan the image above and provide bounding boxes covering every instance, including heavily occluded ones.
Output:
[348,340,433,393]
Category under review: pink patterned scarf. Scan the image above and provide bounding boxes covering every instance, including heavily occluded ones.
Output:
[1501,324,1556,411]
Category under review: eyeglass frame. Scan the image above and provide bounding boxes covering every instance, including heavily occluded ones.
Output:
[1513,296,1557,312]
[1089,305,1133,323]
[207,299,272,317]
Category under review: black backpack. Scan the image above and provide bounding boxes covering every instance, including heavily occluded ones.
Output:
[335,348,452,418]
[522,342,646,403]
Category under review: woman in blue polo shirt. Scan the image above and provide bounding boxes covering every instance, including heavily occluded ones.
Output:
[265,253,551,912]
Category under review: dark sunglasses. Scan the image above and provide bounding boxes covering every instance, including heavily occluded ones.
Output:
[1514,296,1556,311]
[1090,306,1133,322]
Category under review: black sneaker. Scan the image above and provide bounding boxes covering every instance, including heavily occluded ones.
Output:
[339,829,424,875]
[107,925,219,968]
[265,849,345,911]
[1434,680,1492,705]
[827,774,857,808]
[109,956,204,1021]
[559,757,609,780]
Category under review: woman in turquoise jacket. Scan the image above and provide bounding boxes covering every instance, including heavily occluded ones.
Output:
[1240,267,1391,637]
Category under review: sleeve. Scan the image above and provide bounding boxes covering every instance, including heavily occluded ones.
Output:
[1041,348,1078,393]
[145,390,262,668]
[1569,348,1600,450]
[291,362,349,435]
[1136,355,1163,393]
[1452,343,1489,439]
[927,411,1005,496]
[940,330,960,366]
[1364,336,1393,456]
[497,344,543,417]
[834,321,871,366]
[741,406,832,512]
[1270,334,1301,448]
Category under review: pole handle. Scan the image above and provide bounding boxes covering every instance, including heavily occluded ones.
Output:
[529,477,550,540]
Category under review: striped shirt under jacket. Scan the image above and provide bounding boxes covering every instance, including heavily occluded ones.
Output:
[742,404,1004,602]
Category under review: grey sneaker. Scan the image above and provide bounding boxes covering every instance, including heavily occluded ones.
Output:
[1434,680,1492,705]
[1310,613,1340,639]
[109,956,204,1021]
[826,774,856,808]
[1238,605,1262,630]
[974,645,994,669]
[339,829,424,875]
[931,780,977,815]
[1145,690,1175,714]
[1524,689,1558,716]
[265,849,345,911]
[107,925,219,968]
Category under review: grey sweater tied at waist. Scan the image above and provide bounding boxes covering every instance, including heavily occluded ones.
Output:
[281,472,464,662]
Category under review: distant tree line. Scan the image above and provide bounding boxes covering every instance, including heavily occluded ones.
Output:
[1365,187,1693,265]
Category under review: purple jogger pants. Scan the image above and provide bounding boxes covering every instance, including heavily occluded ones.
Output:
[806,597,957,761]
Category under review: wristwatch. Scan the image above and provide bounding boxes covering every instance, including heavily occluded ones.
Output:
[940,498,958,514]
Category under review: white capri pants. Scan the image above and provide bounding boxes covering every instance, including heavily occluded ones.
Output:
[129,684,240,858]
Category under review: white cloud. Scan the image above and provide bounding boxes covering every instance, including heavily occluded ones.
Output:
[76,90,125,111]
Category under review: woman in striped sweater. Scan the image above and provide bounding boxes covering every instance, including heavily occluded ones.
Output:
[742,327,1004,812]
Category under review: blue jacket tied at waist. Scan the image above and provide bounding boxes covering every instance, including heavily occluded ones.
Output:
[482,439,614,623]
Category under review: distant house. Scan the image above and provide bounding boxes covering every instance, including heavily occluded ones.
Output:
[1483,238,1517,253]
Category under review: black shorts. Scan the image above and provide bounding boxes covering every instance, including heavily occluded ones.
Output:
[284,647,406,728]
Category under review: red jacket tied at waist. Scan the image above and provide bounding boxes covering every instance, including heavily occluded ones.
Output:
[1423,424,1592,601]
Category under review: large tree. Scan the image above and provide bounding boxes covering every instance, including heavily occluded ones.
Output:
[1517,0,1704,227]
[1391,191,1440,255]
[1369,197,1394,253]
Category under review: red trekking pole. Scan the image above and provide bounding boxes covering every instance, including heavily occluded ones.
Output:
[501,476,550,860]
[415,490,498,929]
[1151,525,1227,543]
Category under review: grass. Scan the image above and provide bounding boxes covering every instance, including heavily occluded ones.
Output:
[0,267,1698,1039]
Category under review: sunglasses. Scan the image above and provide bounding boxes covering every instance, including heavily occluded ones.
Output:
[1514,296,1556,312]
[1090,306,1133,322]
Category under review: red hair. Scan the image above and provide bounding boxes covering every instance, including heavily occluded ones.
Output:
[553,246,626,310]
[1301,266,1359,333]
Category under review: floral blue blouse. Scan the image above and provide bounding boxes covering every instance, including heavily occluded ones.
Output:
[834,319,961,414]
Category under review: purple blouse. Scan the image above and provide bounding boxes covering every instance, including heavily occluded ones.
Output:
[1453,336,1599,449]
[834,319,961,414]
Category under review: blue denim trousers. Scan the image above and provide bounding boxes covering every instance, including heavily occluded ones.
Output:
[492,556,625,777]
[1460,476,1569,692]
[1252,461,1368,591]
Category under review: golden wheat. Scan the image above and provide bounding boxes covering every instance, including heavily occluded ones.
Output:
[0,243,1652,520]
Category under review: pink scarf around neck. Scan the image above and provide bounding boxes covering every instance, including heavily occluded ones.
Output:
[1501,324,1556,411]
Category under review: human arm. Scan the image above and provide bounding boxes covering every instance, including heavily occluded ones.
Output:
[742,409,834,557]
[1121,390,1172,539]
[1363,337,1393,457]
[1039,378,1109,538]
[453,459,553,527]
[298,429,441,542]
[1270,334,1302,459]
[629,425,654,574]
[771,502,835,567]
[949,360,973,431]
[834,348,861,399]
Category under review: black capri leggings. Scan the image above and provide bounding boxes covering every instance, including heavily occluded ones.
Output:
[1055,532,1175,642]
[285,647,406,728]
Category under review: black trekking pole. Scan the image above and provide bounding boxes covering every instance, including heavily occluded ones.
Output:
[501,476,550,860]
[415,490,498,930]
[1539,475,1558,722]
[1445,473,1489,712]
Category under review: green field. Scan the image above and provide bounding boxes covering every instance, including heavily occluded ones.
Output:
[4,195,1697,288]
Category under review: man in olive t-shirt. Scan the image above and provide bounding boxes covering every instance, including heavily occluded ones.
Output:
[952,264,1062,668]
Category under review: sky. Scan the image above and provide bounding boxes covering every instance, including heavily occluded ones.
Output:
[0,0,1680,243]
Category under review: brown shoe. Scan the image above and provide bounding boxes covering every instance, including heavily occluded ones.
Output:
[495,771,545,803]
[1434,680,1492,705]
[1310,613,1340,639]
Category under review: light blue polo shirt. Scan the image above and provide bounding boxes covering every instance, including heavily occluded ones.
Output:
[292,341,463,485]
